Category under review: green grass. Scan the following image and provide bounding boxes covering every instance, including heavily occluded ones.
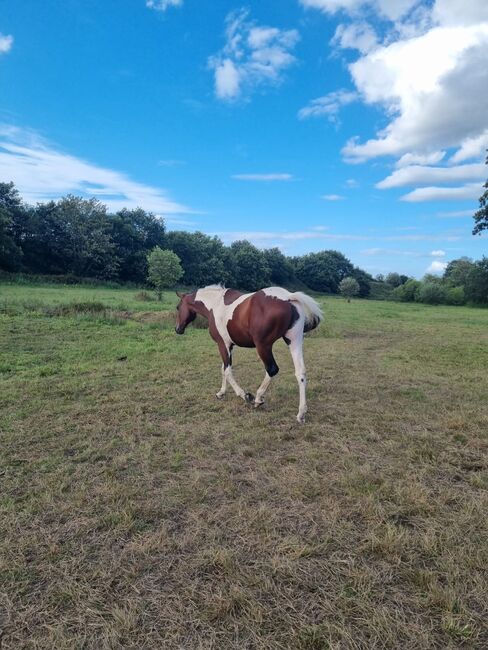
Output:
[1,282,487,649]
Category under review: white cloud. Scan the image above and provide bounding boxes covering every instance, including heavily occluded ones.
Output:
[437,209,474,217]
[321,194,345,200]
[157,159,185,166]
[214,59,241,100]
[345,178,359,187]
[426,260,448,273]
[209,9,299,101]
[231,173,294,181]
[299,0,488,204]
[298,89,357,122]
[401,183,483,202]
[343,24,488,162]
[449,130,488,163]
[377,163,486,189]
[0,33,13,53]
[362,247,446,257]
[300,0,420,21]
[432,0,488,27]
[218,229,371,246]
[0,125,190,220]
[332,22,378,53]
[146,0,182,11]
[216,228,461,248]
[395,151,446,168]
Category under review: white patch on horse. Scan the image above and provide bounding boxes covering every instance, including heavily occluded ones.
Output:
[195,285,252,348]
[262,287,293,300]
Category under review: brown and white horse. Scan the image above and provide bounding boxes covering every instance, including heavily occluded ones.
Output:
[175,286,322,423]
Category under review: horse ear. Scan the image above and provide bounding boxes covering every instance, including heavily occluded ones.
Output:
[176,291,184,298]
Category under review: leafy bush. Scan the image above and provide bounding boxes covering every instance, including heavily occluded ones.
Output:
[446,286,465,306]
[415,282,448,305]
[147,247,183,300]
[464,257,488,305]
[391,279,421,302]
[339,276,360,301]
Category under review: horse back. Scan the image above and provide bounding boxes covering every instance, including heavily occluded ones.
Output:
[227,290,299,347]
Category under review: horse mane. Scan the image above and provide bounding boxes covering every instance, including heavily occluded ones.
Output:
[194,284,227,302]
[202,284,226,291]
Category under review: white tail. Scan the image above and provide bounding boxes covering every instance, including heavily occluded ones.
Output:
[290,292,323,332]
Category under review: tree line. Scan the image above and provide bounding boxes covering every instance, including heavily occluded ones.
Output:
[0,181,373,295]
[2,180,487,304]
[384,261,488,306]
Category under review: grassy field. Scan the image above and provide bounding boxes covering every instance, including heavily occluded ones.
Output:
[1,281,487,649]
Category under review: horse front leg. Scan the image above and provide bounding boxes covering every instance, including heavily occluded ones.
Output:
[216,363,227,399]
[217,344,253,403]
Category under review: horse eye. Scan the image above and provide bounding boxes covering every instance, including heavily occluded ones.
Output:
[176,305,180,310]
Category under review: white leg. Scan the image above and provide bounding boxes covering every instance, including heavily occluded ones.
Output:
[216,363,227,399]
[255,372,272,407]
[225,366,249,400]
[288,331,307,423]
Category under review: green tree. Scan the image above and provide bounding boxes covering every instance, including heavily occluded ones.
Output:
[473,152,488,235]
[464,257,488,305]
[110,208,166,283]
[24,196,119,279]
[147,247,183,299]
[339,276,360,302]
[385,272,403,288]
[0,182,24,271]
[293,250,354,293]
[263,247,295,286]
[443,257,475,288]
[165,231,233,286]
[415,282,448,305]
[391,278,421,302]
[351,267,372,297]
[229,240,271,291]
[446,286,465,306]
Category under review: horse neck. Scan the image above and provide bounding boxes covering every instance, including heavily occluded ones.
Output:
[193,288,225,318]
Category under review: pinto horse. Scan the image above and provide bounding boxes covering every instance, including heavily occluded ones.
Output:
[175,286,322,423]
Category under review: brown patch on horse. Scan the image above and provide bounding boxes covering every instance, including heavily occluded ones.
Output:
[223,289,243,305]
[227,296,255,348]
[227,291,301,376]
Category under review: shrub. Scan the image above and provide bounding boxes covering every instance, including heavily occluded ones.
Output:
[464,257,488,305]
[446,286,466,306]
[391,279,421,302]
[147,247,183,300]
[339,277,360,301]
[415,282,448,305]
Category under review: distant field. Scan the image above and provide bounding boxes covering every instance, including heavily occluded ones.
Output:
[1,282,487,649]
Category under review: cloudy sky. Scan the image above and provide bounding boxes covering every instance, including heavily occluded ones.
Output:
[1,0,487,277]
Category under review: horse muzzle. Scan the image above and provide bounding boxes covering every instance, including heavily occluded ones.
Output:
[175,326,185,335]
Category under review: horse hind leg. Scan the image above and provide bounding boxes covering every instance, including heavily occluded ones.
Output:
[285,321,307,423]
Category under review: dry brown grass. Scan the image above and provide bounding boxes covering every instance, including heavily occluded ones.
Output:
[0,286,487,648]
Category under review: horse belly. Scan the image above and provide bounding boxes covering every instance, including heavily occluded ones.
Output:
[227,319,255,347]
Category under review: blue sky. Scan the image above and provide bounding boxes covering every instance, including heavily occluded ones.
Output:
[1,0,487,277]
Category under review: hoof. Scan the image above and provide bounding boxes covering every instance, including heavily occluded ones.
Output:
[296,414,306,424]
[244,392,255,403]
[254,400,265,409]
[216,392,225,400]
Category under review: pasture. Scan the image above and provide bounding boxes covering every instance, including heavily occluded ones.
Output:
[1,281,487,649]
